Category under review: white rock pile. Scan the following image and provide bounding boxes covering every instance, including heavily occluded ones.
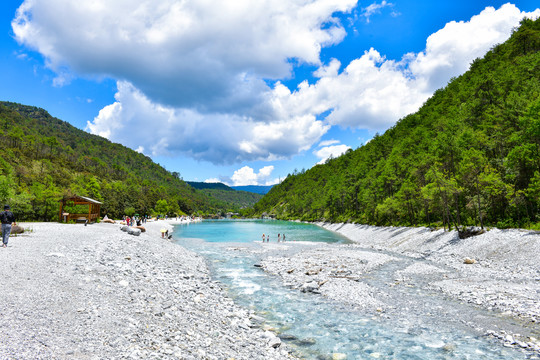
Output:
[0,222,294,359]
[263,245,395,309]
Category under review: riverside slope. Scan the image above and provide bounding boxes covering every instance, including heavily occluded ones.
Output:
[0,221,293,359]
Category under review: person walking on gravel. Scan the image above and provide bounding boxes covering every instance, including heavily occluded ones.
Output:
[1,205,16,247]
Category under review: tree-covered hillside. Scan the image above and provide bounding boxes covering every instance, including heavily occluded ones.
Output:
[186,182,263,209]
[252,18,540,230]
[0,102,229,220]
[200,189,262,210]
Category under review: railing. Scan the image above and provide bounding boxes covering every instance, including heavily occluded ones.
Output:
[64,213,100,223]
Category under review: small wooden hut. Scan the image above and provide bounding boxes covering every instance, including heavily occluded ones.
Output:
[59,195,102,223]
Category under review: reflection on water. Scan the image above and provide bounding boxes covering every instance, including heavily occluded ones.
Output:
[174,220,533,360]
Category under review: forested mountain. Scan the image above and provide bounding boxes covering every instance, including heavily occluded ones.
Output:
[187,181,234,191]
[0,102,230,220]
[187,181,263,208]
[252,18,540,230]
[199,189,263,210]
[186,181,274,195]
[231,185,274,195]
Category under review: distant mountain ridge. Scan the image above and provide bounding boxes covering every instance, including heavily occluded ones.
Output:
[186,181,264,208]
[231,185,274,195]
[186,181,234,191]
[187,181,274,195]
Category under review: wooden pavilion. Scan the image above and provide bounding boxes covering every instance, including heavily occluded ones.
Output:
[59,195,102,223]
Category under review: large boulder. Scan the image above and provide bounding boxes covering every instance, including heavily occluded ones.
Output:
[133,226,146,233]
[458,226,486,239]
[300,281,320,293]
[262,331,281,348]
[127,228,141,236]
[10,225,24,234]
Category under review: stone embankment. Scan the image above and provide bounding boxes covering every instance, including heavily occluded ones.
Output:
[0,221,294,359]
[319,223,540,324]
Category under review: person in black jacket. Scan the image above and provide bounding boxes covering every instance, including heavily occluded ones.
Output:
[1,205,16,248]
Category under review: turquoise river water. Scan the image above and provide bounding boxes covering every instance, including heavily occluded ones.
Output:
[174,219,537,360]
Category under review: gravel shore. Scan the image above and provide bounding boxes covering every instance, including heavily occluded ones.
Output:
[319,223,540,323]
[4,220,538,358]
[0,221,294,359]
[260,223,540,356]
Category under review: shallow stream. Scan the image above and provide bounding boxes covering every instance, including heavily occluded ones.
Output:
[174,220,537,359]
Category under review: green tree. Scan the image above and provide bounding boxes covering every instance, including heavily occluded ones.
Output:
[11,191,33,221]
[460,149,487,228]
[124,207,135,217]
[85,176,103,201]
[155,199,169,215]
[0,174,14,204]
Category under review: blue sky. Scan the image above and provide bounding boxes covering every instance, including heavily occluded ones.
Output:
[1,1,539,185]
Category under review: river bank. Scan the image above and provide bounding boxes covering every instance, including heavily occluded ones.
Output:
[0,221,294,359]
[260,223,540,356]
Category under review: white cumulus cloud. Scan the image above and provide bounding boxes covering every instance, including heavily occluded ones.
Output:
[270,4,540,131]
[12,0,356,113]
[86,82,328,164]
[13,1,540,166]
[13,0,355,164]
[314,142,351,164]
[230,165,275,186]
[409,4,540,91]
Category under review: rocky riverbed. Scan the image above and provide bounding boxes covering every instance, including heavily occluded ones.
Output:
[260,223,540,357]
[0,221,294,359]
